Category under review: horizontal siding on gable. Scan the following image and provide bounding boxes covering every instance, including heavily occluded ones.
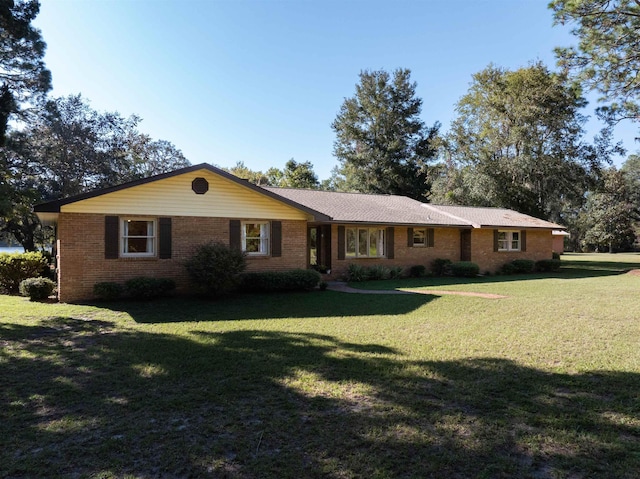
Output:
[61,170,310,220]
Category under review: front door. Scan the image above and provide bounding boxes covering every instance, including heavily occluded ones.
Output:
[460,229,471,261]
[309,225,331,271]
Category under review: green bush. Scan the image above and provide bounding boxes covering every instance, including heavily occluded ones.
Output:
[239,269,321,292]
[319,280,328,291]
[409,265,426,278]
[19,277,56,301]
[346,263,368,282]
[510,259,536,273]
[432,258,452,276]
[184,242,247,296]
[93,282,124,301]
[535,259,561,272]
[367,265,390,280]
[389,266,404,279]
[552,252,561,260]
[0,252,48,294]
[125,277,176,299]
[500,262,518,275]
[450,261,480,277]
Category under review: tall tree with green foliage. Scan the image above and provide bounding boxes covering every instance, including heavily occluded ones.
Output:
[550,0,640,125]
[0,0,51,145]
[582,168,638,251]
[1,95,190,250]
[281,159,319,189]
[331,68,439,199]
[443,62,612,221]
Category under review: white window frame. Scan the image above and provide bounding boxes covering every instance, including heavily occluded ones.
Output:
[242,221,270,255]
[121,218,156,257]
[345,227,386,258]
[413,228,427,247]
[498,230,521,252]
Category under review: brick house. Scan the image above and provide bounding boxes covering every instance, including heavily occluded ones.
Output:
[34,163,564,302]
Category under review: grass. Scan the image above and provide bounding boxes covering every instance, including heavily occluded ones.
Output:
[1,253,640,478]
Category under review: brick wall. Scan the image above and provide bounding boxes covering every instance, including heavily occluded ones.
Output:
[327,225,554,279]
[470,228,553,273]
[56,213,307,302]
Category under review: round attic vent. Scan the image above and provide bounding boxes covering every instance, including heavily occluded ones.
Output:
[192,177,209,195]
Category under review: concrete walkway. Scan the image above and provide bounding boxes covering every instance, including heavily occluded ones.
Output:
[326,281,507,299]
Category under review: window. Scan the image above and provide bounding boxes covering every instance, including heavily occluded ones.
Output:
[121,219,156,256]
[243,222,270,255]
[411,228,435,247]
[498,230,520,251]
[346,227,385,258]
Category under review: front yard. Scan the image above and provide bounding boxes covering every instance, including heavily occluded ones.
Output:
[1,254,640,478]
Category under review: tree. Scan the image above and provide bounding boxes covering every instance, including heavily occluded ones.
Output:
[550,0,640,125]
[581,168,638,251]
[331,68,440,199]
[0,0,51,145]
[1,94,190,250]
[281,159,319,189]
[621,153,640,204]
[444,62,611,222]
[222,161,270,185]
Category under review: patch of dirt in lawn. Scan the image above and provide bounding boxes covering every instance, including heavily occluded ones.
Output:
[327,282,506,299]
[625,269,640,276]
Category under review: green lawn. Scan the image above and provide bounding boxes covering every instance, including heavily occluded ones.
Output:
[2,253,640,478]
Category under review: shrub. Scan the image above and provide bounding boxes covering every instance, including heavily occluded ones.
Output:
[500,262,518,275]
[552,252,561,260]
[239,269,321,292]
[536,259,561,272]
[432,258,452,276]
[409,265,426,278]
[450,261,480,277]
[319,280,328,291]
[184,242,247,296]
[93,282,124,301]
[389,266,404,279]
[510,259,535,274]
[0,252,48,294]
[346,263,368,282]
[125,277,176,299]
[19,277,56,301]
[367,265,390,280]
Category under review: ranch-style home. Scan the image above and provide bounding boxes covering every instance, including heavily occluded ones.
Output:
[34,163,563,302]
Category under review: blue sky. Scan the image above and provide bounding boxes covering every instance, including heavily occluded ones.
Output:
[34,0,637,180]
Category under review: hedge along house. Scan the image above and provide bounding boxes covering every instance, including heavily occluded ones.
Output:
[34,163,563,302]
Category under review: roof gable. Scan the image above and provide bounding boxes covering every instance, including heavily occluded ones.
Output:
[34,163,329,221]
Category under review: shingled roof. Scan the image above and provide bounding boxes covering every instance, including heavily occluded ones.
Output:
[422,204,564,230]
[263,187,563,229]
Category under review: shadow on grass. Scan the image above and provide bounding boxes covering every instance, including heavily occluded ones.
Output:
[2,318,639,478]
[90,290,437,324]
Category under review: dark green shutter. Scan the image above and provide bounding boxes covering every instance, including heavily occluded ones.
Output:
[105,216,119,259]
[271,221,282,257]
[407,227,414,247]
[230,220,241,251]
[493,230,499,252]
[386,227,394,259]
[427,228,435,247]
[158,218,172,259]
[521,230,527,252]
[337,226,345,260]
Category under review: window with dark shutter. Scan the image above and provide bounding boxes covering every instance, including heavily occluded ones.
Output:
[427,228,435,248]
[407,227,414,247]
[521,230,527,252]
